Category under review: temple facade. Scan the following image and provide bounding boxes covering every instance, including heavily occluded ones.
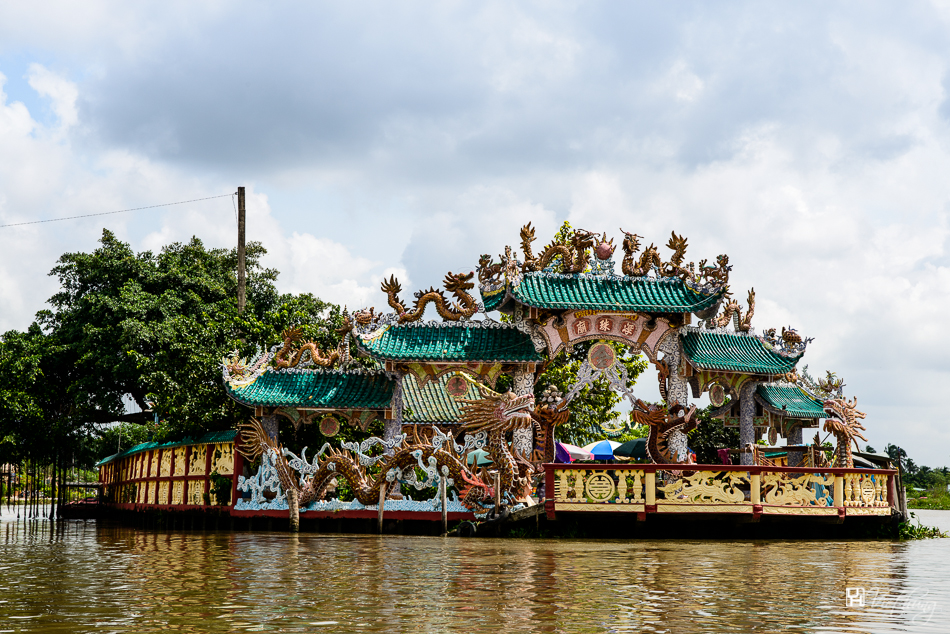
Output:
[98,224,898,530]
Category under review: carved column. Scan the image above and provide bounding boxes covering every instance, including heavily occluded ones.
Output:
[511,366,535,457]
[739,381,758,466]
[658,334,689,406]
[261,413,279,442]
[382,375,404,454]
[787,422,804,468]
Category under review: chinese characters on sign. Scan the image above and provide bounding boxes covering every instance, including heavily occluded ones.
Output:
[574,319,590,335]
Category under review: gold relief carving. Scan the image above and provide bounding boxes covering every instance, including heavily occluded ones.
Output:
[136,483,144,504]
[188,482,205,505]
[761,506,839,516]
[149,451,159,477]
[555,503,644,513]
[842,473,889,508]
[158,481,170,505]
[585,474,616,502]
[145,481,154,504]
[657,471,748,505]
[846,507,889,516]
[171,481,184,505]
[159,450,172,477]
[657,503,753,514]
[761,472,834,507]
[188,445,207,476]
[210,444,235,476]
[173,448,187,476]
[861,478,875,505]
[556,470,570,501]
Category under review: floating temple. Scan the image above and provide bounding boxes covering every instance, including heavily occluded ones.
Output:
[95,224,902,536]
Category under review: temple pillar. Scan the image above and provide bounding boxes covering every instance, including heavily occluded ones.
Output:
[511,366,535,458]
[787,422,804,468]
[261,413,279,442]
[383,375,404,454]
[739,382,758,466]
[658,335,689,406]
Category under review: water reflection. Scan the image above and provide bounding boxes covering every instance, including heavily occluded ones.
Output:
[0,517,946,633]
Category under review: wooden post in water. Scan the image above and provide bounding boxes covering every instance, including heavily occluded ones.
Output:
[440,477,448,534]
[287,487,299,533]
[377,485,386,534]
[494,471,501,512]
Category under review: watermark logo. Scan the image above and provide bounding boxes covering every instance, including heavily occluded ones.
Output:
[846,587,865,607]
[845,586,936,624]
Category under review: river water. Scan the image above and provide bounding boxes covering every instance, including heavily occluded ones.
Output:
[0,510,947,633]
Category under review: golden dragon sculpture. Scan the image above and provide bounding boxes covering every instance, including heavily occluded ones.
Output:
[381,271,479,323]
[237,384,537,510]
[714,288,755,332]
[620,230,662,277]
[823,397,867,468]
[632,400,699,464]
[519,222,597,274]
[272,326,350,370]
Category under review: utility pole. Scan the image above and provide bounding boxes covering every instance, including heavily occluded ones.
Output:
[237,187,246,314]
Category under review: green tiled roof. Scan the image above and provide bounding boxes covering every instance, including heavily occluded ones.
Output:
[681,329,802,375]
[756,385,826,419]
[355,323,541,363]
[403,373,479,425]
[481,287,507,312]
[480,272,724,313]
[95,430,239,466]
[226,369,396,409]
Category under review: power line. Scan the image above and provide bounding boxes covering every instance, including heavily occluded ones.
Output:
[0,193,236,229]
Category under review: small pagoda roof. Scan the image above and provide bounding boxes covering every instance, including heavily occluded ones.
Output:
[225,369,396,409]
[354,321,541,363]
[403,373,478,425]
[481,272,724,314]
[755,384,826,419]
[681,329,802,375]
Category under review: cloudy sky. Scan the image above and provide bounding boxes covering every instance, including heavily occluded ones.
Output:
[3,2,950,464]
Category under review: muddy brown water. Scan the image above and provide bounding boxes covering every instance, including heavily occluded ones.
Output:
[0,510,947,633]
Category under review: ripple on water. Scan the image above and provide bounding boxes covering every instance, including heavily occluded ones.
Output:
[0,520,946,633]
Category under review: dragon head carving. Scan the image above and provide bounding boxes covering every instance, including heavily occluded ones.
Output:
[443,271,475,293]
[457,385,535,434]
[621,229,642,255]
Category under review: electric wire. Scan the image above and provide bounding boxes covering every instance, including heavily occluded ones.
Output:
[0,193,235,228]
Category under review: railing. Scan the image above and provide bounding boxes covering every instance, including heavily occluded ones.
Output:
[543,464,896,518]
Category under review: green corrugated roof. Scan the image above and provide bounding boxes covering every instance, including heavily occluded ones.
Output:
[95,430,239,466]
[756,384,826,419]
[681,329,802,375]
[226,369,395,409]
[197,429,237,444]
[403,373,479,424]
[355,323,541,362]
[481,272,724,313]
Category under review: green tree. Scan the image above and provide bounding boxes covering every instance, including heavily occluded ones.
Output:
[687,404,740,464]
[535,341,648,447]
[32,229,347,441]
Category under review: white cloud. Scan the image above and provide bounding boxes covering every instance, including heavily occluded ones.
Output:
[26,64,78,131]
